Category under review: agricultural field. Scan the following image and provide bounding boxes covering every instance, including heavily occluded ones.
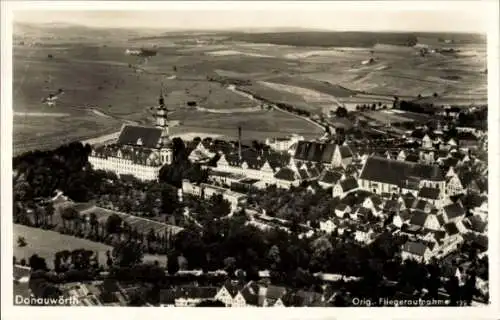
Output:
[13,224,167,269]
[359,109,431,125]
[13,24,487,154]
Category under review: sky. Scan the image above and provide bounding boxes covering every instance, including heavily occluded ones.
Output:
[12,1,493,33]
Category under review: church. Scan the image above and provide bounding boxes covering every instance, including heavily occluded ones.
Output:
[88,91,173,181]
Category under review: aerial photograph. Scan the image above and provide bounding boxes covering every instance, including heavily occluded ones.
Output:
[7,2,492,310]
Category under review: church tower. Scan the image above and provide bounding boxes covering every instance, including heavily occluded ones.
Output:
[156,88,172,165]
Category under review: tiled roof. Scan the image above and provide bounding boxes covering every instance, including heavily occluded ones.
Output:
[294,141,349,164]
[359,157,444,187]
[398,209,412,221]
[402,241,429,256]
[444,203,465,220]
[117,125,164,148]
[410,211,428,227]
[418,187,441,200]
[320,170,343,184]
[464,216,487,233]
[274,168,300,181]
[443,222,460,236]
[340,177,358,192]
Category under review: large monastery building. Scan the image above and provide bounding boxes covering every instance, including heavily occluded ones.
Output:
[88,91,173,181]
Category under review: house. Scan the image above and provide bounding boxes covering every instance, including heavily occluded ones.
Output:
[259,285,287,307]
[318,170,344,189]
[358,156,446,195]
[332,177,359,198]
[292,141,353,168]
[188,141,216,163]
[401,240,434,263]
[392,209,412,228]
[362,196,384,217]
[354,226,376,244]
[461,215,487,235]
[409,210,441,231]
[217,281,247,307]
[335,204,351,218]
[273,167,301,189]
[417,187,443,208]
[436,222,465,257]
[266,134,304,152]
[319,219,336,234]
[471,200,488,222]
[442,203,466,224]
[446,172,464,196]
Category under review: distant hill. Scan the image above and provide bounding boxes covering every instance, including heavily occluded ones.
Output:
[13,22,158,43]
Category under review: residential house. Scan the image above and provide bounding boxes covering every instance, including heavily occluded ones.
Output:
[259,285,287,307]
[266,134,304,152]
[401,240,434,263]
[318,170,344,189]
[319,219,336,234]
[392,209,412,228]
[335,203,351,219]
[409,210,441,231]
[441,203,466,224]
[332,177,359,198]
[292,141,353,169]
[362,196,384,217]
[417,187,443,208]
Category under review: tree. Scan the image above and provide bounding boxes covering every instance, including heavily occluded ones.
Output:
[29,254,48,271]
[223,257,237,276]
[167,253,180,275]
[105,214,123,235]
[335,107,348,118]
[267,245,281,270]
[112,242,144,267]
[17,236,27,247]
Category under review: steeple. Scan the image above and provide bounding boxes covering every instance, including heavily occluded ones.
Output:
[155,86,170,141]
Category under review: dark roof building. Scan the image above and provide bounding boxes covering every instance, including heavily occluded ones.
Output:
[117,125,167,149]
[443,203,466,221]
[359,157,445,187]
[340,177,359,193]
[418,187,441,200]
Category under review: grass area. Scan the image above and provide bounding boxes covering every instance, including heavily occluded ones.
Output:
[265,75,355,97]
[13,224,167,269]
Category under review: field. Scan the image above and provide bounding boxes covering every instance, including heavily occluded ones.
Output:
[13,224,167,268]
[13,24,487,154]
[358,109,431,125]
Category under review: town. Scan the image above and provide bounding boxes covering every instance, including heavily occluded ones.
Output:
[13,88,488,307]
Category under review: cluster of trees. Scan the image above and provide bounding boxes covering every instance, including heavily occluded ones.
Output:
[159,137,209,188]
[354,102,388,112]
[398,100,437,115]
[275,102,312,118]
[248,184,338,225]
[457,107,487,130]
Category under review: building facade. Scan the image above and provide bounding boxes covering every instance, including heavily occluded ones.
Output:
[88,92,173,181]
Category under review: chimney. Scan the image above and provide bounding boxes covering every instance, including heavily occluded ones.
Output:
[238,126,242,161]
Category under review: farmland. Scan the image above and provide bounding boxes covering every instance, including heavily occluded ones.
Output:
[13,224,167,268]
[13,24,487,154]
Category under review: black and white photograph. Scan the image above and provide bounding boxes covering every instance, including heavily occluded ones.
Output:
[1,1,499,318]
